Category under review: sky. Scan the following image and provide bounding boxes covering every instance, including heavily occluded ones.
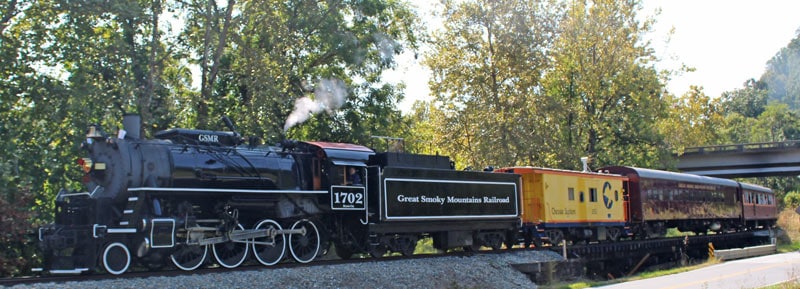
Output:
[387,0,800,113]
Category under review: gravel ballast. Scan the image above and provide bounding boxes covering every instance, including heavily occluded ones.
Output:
[11,250,564,289]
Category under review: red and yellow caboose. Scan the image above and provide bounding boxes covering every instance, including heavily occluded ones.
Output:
[495,167,629,246]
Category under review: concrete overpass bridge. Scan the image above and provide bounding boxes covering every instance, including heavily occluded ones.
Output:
[677,140,800,178]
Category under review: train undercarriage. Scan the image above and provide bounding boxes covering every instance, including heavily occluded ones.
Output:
[331,214,519,259]
[37,188,331,275]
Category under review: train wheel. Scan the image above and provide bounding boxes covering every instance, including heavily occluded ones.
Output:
[532,236,543,248]
[504,231,517,249]
[546,230,564,246]
[170,244,208,271]
[607,227,621,242]
[288,219,320,263]
[369,244,387,258]
[213,224,249,268]
[334,242,353,260]
[487,233,504,251]
[465,235,482,252]
[102,242,131,275]
[253,219,286,266]
[396,235,418,256]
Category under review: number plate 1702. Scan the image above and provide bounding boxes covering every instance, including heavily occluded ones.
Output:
[331,186,366,210]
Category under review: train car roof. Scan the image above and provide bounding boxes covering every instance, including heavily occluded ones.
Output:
[739,182,773,193]
[601,166,738,187]
[302,141,375,166]
[497,166,628,180]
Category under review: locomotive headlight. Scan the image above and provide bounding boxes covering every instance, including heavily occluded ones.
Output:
[78,158,93,173]
[78,158,106,173]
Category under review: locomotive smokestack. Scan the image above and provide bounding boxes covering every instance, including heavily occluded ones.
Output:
[123,114,142,139]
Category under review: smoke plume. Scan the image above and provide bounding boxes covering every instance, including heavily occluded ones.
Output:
[283,78,348,131]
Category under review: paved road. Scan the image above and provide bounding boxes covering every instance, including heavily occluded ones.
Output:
[593,252,800,289]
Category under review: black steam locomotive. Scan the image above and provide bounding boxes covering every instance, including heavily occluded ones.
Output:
[35,115,521,275]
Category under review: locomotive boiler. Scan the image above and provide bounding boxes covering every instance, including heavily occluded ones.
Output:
[36,115,522,275]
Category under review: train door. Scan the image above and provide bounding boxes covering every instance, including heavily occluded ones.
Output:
[622,181,630,223]
[329,163,367,213]
[312,155,322,190]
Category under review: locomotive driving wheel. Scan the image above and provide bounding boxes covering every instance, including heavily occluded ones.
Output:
[252,219,286,266]
[101,242,131,275]
[212,223,249,268]
[288,219,321,263]
[170,244,208,271]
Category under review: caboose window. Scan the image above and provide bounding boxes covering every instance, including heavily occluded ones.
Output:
[568,188,575,201]
[589,188,597,202]
[580,192,585,203]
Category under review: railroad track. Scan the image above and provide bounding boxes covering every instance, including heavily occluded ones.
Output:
[1,230,773,287]
[0,249,481,287]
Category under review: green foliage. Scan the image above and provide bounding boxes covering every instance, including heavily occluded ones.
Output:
[422,0,668,170]
[0,186,38,277]
[660,87,725,156]
[546,0,669,169]
[720,79,768,118]
[217,0,421,144]
[424,0,563,169]
[762,35,800,110]
[783,191,800,209]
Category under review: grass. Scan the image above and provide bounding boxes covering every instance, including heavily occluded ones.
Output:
[776,208,800,253]
[540,259,722,289]
[760,279,800,289]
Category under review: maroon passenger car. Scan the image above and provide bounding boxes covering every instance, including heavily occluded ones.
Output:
[601,166,775,238]
[740,182,777,229]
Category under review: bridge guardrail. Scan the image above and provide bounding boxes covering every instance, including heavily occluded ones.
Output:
[714,244,776,261]
[682,140,800,155]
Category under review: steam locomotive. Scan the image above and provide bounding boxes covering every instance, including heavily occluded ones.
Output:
[35,115,521,275]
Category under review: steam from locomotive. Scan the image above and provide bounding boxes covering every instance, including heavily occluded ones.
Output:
[283,78,347,131]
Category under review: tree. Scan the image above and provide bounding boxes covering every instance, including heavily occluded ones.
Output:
[424,0,562,169]
[211,0,421,145]
[0,0,188,242]
[178,0,237,128]
[542,0,668,169]
[752,104,800,142]
[658,86,725,155]
[761,34,800,110]
[720,78,768,118]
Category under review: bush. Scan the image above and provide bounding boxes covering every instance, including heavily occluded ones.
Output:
[784,191,800,210]
[0,187,38,277]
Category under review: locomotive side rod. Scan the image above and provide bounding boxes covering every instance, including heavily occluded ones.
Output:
[193,227,307,246]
